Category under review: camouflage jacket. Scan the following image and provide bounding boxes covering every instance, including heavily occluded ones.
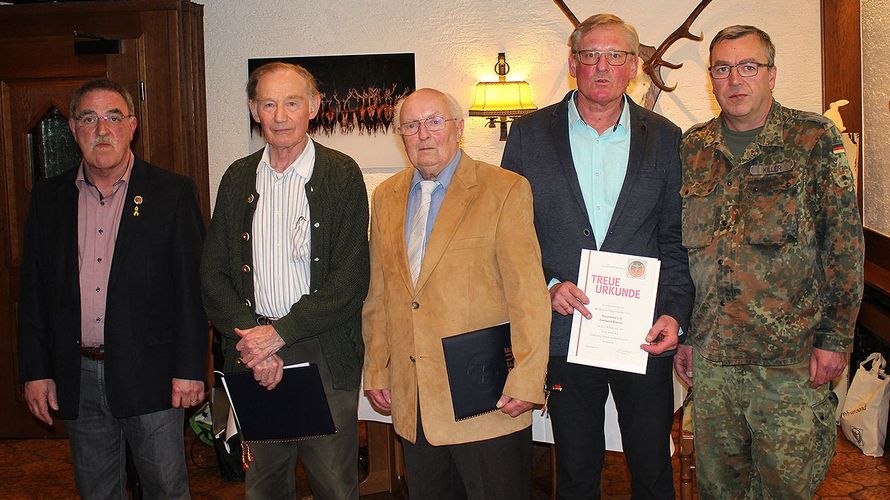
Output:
[680,101,864,365]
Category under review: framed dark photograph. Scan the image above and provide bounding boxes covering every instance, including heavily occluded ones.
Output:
[248,53,415,138]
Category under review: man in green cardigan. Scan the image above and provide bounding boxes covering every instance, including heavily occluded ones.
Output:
[201,62,369,499]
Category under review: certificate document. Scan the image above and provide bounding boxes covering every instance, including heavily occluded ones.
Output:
[567,249,661,374]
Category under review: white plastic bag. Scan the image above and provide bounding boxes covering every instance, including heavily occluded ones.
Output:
[831,361,850,425]
[840,352,890,457]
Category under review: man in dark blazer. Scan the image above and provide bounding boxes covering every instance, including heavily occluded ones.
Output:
[502,13,694,500]
[18,79,207,499]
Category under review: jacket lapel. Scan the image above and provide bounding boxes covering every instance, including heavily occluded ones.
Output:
[604,99,647,243]
[59,170,81,302]
[413,153,476,293]
[385,168,414,292]
[551,92,592,234]
[108,158,147,290]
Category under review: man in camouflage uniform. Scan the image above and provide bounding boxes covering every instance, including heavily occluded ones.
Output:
[674,25,864,498]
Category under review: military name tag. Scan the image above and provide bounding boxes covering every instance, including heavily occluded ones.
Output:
[750,161,795,175]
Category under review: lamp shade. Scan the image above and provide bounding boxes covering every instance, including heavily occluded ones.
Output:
[468,80,537,117]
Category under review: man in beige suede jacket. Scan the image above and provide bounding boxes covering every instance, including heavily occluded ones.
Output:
[362,88,551,500]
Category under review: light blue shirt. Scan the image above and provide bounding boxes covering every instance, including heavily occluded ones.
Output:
[568,91,631,247]
[405,150,462,247]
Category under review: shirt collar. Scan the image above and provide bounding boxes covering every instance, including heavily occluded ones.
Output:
[75,150,134,193]
[568,91,629,137]
[410,149,462,192]
[706,99,784,150]
[257,137,315,179]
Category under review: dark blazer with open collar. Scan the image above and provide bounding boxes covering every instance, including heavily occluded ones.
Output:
[502,91,694,356]
[18,156,207,419]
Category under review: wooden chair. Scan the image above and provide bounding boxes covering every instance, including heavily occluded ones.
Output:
[678,391,695,500]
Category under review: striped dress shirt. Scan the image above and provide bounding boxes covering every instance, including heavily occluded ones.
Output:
[252,140,315,319]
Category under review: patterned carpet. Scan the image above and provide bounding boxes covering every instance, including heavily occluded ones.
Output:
[0,424,887,499]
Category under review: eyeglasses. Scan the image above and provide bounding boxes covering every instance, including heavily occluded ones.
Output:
[708,62,771,79]
[573,50,634,66]
[396,116,458,136]
[74,112,134,128]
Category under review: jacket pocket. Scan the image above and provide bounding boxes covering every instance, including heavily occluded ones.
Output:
[743,167,799,245]
[809,391,838,490]
[681,181,718,249]
[449,236,487,251]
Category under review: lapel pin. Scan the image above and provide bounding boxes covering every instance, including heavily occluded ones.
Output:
[134,195,143,205]
[133,206,140,217]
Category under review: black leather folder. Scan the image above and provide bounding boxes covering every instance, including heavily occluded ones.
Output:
[441,323,513,421]
[216,363,336,442]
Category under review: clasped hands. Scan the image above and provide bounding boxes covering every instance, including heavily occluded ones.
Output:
[235,325,287,390]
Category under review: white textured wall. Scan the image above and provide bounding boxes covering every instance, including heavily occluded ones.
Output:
[203,0,822,206]
[862,0,890,236]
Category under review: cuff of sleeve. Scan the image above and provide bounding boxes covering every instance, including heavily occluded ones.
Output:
[813,332,852,352]
[503,373,546,405]
[678,326,687,344]
[362,370,390,391]
[271,313,304,346]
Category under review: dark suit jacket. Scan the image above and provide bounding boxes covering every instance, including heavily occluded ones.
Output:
[18,157,208,419]
[502,92,694,356]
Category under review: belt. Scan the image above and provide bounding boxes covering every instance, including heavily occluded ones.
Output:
[256,315,276,326]
[80,345,105,361]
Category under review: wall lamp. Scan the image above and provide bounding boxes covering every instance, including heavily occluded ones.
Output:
[469,52,537,141]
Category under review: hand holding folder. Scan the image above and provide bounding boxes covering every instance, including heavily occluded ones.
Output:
[441,323,514,421]
[215,363,336,442]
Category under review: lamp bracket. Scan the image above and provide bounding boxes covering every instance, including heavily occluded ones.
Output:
[494,52,510,81]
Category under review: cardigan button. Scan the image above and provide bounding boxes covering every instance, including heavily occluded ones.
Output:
[242,264,251,273]
[409,355,416,362]
[241,232,250,241]
[313,222,320,228]
[247,194,255,203]
[244,298,252,308]
[583,229,591,237]
[411,302,420,310]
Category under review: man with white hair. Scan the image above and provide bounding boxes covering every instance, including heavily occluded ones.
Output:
[363,88,551,499]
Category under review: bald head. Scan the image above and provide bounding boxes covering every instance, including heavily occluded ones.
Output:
[394,88,463,127]
[396,88,465,179]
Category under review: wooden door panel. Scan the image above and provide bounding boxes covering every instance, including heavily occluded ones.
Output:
[0,38,107,80]
[0,79,86,438]
[0,38,139,438]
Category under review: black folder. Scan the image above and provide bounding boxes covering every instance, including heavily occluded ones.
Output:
[216,363,336,442]
[441,323,513,421]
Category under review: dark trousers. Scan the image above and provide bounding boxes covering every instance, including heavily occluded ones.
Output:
[547,355,675,500]
[401,410,533,500]
[244,337,359,500]
[64,358,189,500]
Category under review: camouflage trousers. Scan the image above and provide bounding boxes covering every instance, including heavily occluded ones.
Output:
[693,351,837,499]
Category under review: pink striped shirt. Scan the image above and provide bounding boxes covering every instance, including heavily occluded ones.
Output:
[76,153,133,347]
